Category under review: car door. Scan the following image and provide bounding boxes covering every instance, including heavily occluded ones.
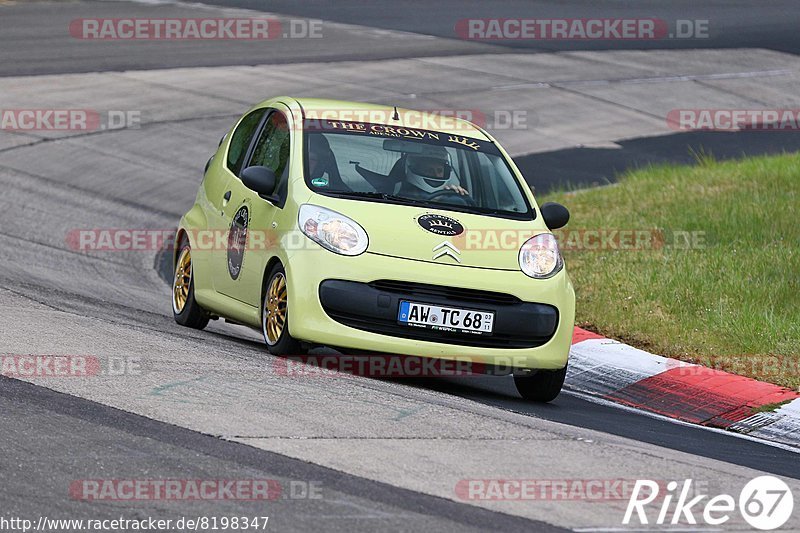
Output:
[213,108,292,307]
[204,107,267,291]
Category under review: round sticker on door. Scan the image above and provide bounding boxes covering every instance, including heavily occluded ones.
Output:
[227,205,249,280]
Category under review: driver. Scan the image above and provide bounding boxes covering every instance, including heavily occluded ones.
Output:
[399,145,469,200]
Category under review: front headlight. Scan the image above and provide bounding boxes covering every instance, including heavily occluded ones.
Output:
[519,233,562,278]
[298,204,368,256]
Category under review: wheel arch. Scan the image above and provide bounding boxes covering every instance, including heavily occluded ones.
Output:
[174,228,189,267]
[261,256,284,301]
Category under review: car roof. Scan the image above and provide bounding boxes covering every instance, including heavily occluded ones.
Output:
[276,97,491,141]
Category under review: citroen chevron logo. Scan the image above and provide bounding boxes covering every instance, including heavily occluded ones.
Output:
[432,241,461,263]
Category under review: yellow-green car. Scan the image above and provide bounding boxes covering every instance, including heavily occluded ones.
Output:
[173,97,575,401]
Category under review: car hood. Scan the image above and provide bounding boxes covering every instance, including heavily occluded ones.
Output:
[309,195,549,270]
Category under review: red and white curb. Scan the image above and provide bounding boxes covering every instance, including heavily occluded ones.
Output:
[567,327,800,448]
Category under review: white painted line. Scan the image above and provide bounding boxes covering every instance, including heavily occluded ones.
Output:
[572,527,725,533]
[492,69,791,90]
[564,390,800,455]
[572,526,725,533]
[564,69,792,86]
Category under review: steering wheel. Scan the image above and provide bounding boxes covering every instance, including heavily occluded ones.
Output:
[427,188,477,207]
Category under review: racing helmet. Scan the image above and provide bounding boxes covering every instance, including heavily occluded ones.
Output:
[404,145,454,193]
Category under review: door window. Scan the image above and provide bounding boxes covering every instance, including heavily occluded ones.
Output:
[248,112,291,205]
[226,109,267,176]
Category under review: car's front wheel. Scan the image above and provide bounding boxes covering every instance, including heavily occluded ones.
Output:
[172,238,209,330]
[262,263,303,355]
[513,365,567,402]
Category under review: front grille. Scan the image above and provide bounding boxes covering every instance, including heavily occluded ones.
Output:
[324,311,552,348]
[369,280,521,305]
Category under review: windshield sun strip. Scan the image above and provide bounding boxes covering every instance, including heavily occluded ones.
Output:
[301,121,535,220]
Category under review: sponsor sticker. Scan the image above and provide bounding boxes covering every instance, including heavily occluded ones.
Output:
[227,205,249,280]
[417,214,464,236]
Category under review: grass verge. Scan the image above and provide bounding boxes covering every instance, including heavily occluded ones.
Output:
[542,152,799,390]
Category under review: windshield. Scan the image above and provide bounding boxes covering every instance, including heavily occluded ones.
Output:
[303,119,533,219]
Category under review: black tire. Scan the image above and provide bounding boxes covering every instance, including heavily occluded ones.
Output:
[262,263,304,355]
[172,237,209,330]
[513,364,567,402]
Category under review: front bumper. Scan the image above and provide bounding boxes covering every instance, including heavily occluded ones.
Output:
[319,279,559,349]
[285,250,575,370]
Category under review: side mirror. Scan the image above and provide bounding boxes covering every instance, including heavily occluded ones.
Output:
[240,166,276,197]
[540,202,570,230]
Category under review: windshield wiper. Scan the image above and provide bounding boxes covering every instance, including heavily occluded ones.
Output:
[424,200,525,218]
[330,191,528,218]
[330,190,430,206]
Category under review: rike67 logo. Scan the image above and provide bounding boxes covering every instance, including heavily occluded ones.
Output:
[624,476,794,530]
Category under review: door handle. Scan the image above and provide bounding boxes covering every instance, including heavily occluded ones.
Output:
[223,191,231,202]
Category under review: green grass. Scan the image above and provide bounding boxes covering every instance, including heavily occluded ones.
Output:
[542,152,800,390]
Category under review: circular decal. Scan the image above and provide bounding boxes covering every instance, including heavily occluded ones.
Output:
[417,214,464,236]
[227,205,249,280]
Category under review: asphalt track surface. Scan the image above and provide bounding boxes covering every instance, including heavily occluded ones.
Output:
[3,0,798,76]
[1,1,799,531]
[203,0,800,54]
[0,376,563,532]
[3,0,800,191]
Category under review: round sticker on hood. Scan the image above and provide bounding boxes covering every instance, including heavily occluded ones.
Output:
[417,214,464,236]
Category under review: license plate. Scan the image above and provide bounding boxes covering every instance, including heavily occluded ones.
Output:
[397,301,494,335]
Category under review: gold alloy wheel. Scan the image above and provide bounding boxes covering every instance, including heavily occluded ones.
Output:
[264,272,287,345]
[173,248,192,314]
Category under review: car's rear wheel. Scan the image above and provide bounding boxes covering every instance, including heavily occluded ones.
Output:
[513,364,567,402]
[172,239,209,330]
[262,263,303,355]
